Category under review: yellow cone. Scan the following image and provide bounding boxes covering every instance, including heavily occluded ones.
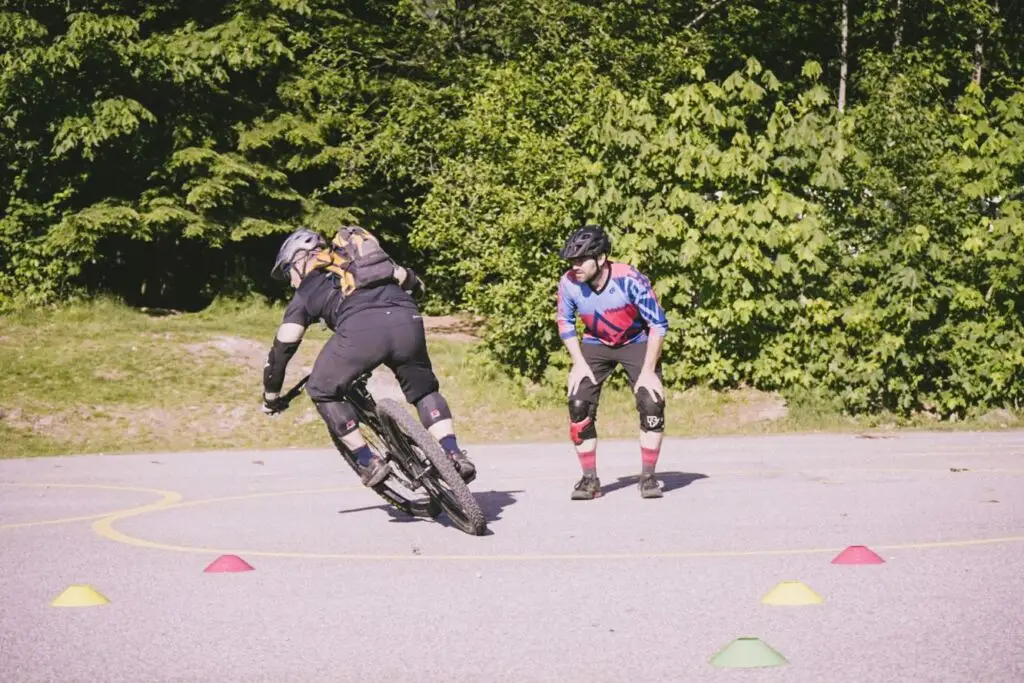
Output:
[51,584,110,607]
[760,580,823,606]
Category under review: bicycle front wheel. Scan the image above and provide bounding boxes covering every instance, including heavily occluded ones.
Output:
[326,417,440,520]
[375,398,486,536]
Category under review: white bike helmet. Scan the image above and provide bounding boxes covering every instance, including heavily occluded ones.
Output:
[271,228,325,281]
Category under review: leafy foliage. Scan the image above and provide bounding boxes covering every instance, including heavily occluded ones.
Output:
[1,2,320,308]
[1,0,1022,418]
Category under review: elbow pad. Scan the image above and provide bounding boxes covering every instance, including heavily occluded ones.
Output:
[263,337,301,394]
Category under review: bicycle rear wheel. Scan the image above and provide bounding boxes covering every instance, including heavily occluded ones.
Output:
[375,398,486,536]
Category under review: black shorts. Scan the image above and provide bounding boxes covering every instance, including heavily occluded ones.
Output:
[306,308,439,405]
[570,341,662,405]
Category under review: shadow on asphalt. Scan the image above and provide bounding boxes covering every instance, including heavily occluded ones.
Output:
[599,471,709,495]
[336,489,524,533]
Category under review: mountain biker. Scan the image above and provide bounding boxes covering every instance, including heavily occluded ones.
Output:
[555,224,670,500]
[260,227,476,488]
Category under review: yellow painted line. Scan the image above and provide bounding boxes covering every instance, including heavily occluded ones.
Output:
[89,528,1024,562]
[90,482,1024,562]
[90,486,359,547]
[0,483,183,530]
[100,486,361,513]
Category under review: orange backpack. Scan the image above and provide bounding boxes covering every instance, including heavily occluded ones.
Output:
[313,226,396,296]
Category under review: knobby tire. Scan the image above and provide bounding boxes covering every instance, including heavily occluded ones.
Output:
[375,398,487,536]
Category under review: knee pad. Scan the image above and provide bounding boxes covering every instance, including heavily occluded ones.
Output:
[568,399,597,445]
[314,399,360,440]
[415,391,452,429]
[635,387,665,433]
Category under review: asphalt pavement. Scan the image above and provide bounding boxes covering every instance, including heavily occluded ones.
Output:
[2,430,1023,682]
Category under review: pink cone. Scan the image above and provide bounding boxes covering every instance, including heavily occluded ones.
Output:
[203,554,255,573]
[831,545,885,565]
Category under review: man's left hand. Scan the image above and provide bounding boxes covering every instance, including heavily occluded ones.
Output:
[633,370,664,402]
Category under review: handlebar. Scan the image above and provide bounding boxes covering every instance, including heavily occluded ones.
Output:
[278,374,310,408]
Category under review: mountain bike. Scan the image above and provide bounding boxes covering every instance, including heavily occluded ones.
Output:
[275,373,487,536]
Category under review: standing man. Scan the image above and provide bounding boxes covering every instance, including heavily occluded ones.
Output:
[555,224,669,500]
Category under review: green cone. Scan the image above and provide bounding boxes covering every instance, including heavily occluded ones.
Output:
[709,637,788,668]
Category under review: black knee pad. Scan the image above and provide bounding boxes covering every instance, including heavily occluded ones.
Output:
[568,399,597,445]
[415,391,452,429]
[314,399,360,440]
[635,387,665,432]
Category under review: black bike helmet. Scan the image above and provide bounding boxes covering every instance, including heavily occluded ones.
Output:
[559,224,611,260]
[271,228,325,280]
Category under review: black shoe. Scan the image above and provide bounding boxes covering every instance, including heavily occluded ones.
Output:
[571,474,601,500]
[359,455,391,487]
[447,449,476,484]
[638,473,663,499]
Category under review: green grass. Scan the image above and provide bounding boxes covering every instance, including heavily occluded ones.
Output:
[1,297,1021,458]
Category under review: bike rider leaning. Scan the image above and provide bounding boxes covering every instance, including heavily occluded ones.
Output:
[261,227,476,487]
[556,224,670,500]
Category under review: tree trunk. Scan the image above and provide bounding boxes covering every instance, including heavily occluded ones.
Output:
[973,31,984,85]
[839,0,848,113]
[894,0,903,49]
[685,0,732,30]
[973,0,999,87]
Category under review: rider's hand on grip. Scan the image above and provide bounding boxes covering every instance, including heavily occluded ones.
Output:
[262,393,289,415]
[402,267,427,298]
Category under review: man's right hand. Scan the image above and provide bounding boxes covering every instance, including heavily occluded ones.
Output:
[405,267,427,297]
[394,265,427,297]
[567,361,597,397]
[262,392,289,415]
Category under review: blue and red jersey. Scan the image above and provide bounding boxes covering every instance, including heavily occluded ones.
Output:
[556,261,669,346]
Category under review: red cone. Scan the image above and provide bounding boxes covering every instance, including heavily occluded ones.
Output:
[203,554,255,573]
[831,545,885,565]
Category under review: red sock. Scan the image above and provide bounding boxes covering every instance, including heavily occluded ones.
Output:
[577,449,596,475]
[641,447,660,473]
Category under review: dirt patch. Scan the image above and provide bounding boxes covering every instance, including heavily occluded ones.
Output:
[112,404,256,440]
[724,389,790,425]
[184,335,268,371]
[2,406,80,443]
[5,402,264,447]
[108,407,183,440]
[363,366,407,402]
[978,408,1017,427]
[424,314,483,342]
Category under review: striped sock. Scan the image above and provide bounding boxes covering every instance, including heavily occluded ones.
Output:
[577,449,597,476]
[641,447,660,474]
[352,445,373,467]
